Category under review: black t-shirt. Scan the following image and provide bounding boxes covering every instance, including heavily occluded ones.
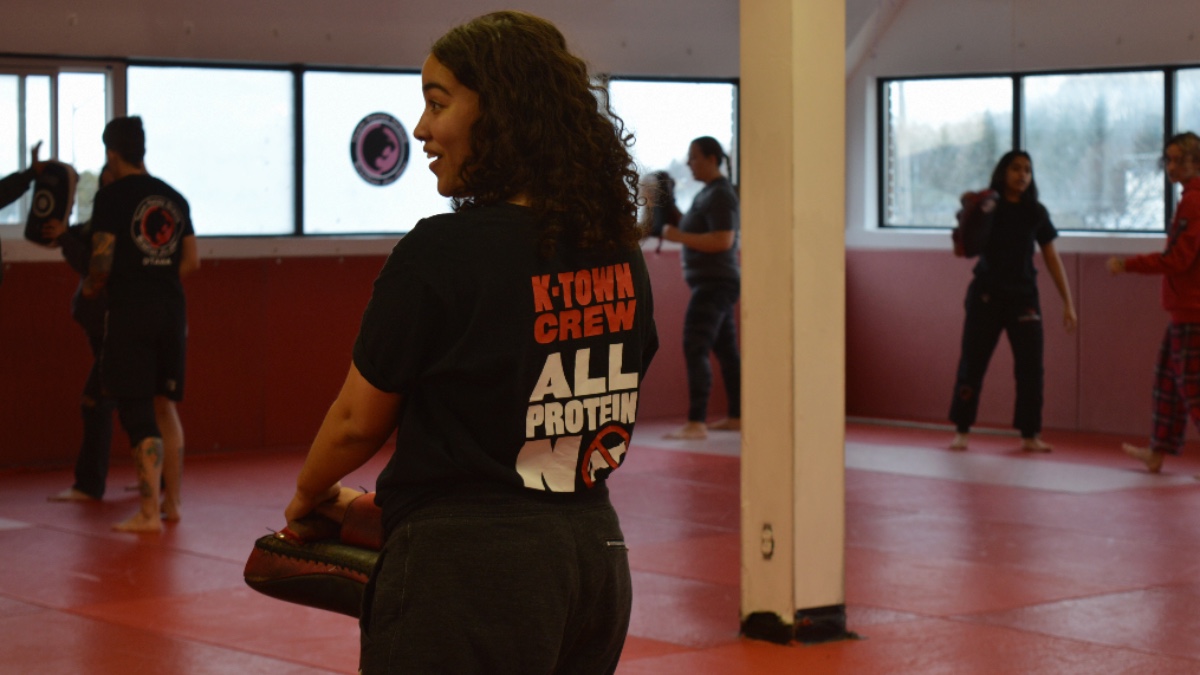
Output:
[680,176,740,283]
[971,198,1057,295]
[354,204,659,531]
[92,174,193,303]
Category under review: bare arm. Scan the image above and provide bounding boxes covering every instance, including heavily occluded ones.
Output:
[82,231,115,298]
[1041,241,1077,332]
[284,362,404,523]
[661,226,736,253]
[179,235,200,278]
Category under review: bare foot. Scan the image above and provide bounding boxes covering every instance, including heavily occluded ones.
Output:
[708,418,741,431]
[48,488,99,502]
[113,511,163,533]
[1122,443,1164,473]
[949,433,969,451]
[161,500,182,523]
[665,422,707,440]
[1021,437,1052,453]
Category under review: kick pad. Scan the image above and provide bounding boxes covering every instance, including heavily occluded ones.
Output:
[244,492,383,618]
[24,161,78,245]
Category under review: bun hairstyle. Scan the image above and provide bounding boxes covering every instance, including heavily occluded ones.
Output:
[690,136,727,169]
[431,11,642,256]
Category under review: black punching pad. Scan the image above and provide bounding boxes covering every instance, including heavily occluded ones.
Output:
[24,161,78,245]
[244,492,383,618]
[952,189,998,258]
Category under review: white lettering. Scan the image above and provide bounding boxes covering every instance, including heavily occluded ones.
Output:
[573,348,606,396]
[544,401,565,435]
[525,405,545,437]
[564,400,585,434]
[619,392,638,423]
[530,353,572,402]
[607,344,639,391]
[516,436,582,492]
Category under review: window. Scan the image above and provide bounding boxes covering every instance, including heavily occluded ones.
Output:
[0,74,23,225]
[128,65,294,236]
[0,70,107,226]
[57,72,107,223]
[607,79,738,214]
[1178,68,1200,136]
[1024,71,1164,231]
[881,77,1012,228]
[4,56,740,243]
[881,68,1189,232]
[303,71,448,235]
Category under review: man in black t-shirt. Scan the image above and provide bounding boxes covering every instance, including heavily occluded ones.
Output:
[84,116,199,532]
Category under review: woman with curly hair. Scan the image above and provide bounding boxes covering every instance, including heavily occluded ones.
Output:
[282,10,657,674]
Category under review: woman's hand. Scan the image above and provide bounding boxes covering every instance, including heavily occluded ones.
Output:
[41,218,66,245]
[1063,304,1078,333]
[1106,256,1125,275]
[313,486,366,523]
[284,481,342,524]
[660,224,681,243]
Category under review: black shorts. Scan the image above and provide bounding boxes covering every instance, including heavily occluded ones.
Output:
[100,298,187,401]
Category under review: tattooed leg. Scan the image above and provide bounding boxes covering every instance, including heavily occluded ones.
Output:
[113,437,164,532]
[156,397,184,522]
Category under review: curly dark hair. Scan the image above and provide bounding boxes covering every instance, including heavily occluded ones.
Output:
[430,11,642,257]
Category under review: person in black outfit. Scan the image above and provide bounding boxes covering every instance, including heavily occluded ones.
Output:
[282,11,657,674]
[85,117,199,531]
[44,165,118,502]
[948,150,1077,452]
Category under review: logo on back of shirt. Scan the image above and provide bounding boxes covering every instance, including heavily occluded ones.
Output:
[130,196,184,264]
[516,262,643,492]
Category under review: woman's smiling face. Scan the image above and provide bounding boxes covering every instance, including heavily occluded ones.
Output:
[1165,143,1200,185]
[413,55,481,198]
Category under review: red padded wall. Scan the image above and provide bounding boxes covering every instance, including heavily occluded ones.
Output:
[0,248,704,469]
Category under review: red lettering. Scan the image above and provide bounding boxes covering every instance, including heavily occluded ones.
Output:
[574,270,593,306]
[615,263,634,299]
[557,271,576,308]
[532,275,554,312]
[534,314,558,344]
[558,309,582,340]
[604,300,635,332]
[592,266,615,302]
[583,305,604,337]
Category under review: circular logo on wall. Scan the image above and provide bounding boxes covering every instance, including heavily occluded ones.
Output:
[350,112,409,186]
[32,189,56,218]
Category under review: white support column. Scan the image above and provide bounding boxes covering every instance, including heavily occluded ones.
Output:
[739,0,846,643]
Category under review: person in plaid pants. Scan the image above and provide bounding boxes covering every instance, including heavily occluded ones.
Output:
[1109,132,1200,473]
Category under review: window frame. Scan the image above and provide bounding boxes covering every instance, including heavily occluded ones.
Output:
[877,63,1197,234]
[0,53,740,249]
